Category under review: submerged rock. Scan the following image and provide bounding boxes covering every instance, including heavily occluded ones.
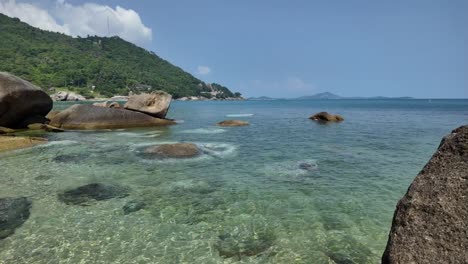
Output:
[217,120,250,127]
[53,153,88,163]
[122,200,146,215]
[124,91,172,118]
[45,110,61,120]
[0,72,53,128]
[58,183,130,205]
[215,229,275,259]
[382,125,468,264]
[49,104,175,130]
[50,91,85,101]
[143,143,201,159]
[309,112,344,122]
[0,197,32,239]
[0,136,47,152]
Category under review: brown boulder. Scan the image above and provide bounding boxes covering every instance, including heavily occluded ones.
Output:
[124,91,172,118]
[49,104,175,130]
[382,125,468,264]
[143,143,201,159]
[217,120,250,127]
[46,110,61,120]
[309,112,344,122]
[0,72,53,128]
[0,136,47,152]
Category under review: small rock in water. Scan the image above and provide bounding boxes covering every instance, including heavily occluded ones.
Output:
[0,197,32,239]
[58,183,130,206]
[123,200,146,215]
[142,143,201,159]
[215,230,275,259]
[34,174,52,181]
[217,120,249,127]
[53,153,87,163]
[298,162,318,171]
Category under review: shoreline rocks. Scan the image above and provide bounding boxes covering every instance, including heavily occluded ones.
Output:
[309,112,344,122]
[50,91,86,101]
[217,120,250,127]
[382,125,468,263]
[49,104,175,130]
[124,91,172,119]
[0,72,53,128]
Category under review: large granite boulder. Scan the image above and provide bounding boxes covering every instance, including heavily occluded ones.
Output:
[0,72,53,128]
[143,143,201,159]
[0,136,47,152]
[382,125,468,264]
[217,120,250,127]
[0,197,32,239]
[124,91,172,118]
[309,112,344,122]
[49,104,175,130]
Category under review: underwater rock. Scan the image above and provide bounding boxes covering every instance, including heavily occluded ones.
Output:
[0,72,53,128]
[217,120,250,127]
[215,229,275,259]
[123,200,146,215]
[45,110,61,120]
[309,112,344,122]
[298,162,318,171]
[49,104,175,130]
[0,136,47,152]
[58,183,130,205]
[143,143,201,159]
[53,153,88,163]
[0,197,32,239]
[382,125,468,264]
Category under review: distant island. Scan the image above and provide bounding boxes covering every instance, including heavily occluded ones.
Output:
[0,14,242,100]
[248,92,413,100]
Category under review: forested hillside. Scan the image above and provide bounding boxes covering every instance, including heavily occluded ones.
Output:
[0,14,240,98]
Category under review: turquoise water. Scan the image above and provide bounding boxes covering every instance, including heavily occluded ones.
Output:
[0,99,467,263]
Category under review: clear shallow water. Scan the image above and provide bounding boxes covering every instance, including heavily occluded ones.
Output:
[0,99,467,263]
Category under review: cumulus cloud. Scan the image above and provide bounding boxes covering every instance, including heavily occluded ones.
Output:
[197,66,211,75]
[0,0,152,46]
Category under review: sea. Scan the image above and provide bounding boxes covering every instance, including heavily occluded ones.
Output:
[0,99,467,263]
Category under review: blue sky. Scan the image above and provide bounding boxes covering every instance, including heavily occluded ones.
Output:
[2,0,467,98]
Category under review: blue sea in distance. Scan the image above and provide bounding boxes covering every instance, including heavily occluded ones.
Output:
[0,99,467,263]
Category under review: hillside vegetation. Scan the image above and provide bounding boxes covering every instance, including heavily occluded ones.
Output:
[0,14,240,99]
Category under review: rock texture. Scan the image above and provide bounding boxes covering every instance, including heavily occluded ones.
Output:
[124,91,172,118]
[309,112,344,122]
[0,197,32,239]
[49,104,175,130]
[382,125,468,264]
[58,183,130,205]
[217,120,250,127]
[0,72,53,128]
[143,143,201,159]
[50,91,86,101]
[0,136,47,152]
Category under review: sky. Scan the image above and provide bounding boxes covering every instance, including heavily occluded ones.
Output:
[1,0,467,98]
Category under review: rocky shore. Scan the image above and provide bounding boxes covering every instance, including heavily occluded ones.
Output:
[382,125,468,263]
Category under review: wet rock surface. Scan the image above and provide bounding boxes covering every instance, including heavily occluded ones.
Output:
[382,125,468,264]
[0,197,32,239]
[58,183,130,206]
[309,112,344,122]
[217,120,250,127]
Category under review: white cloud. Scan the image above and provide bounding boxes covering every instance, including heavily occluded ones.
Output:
[197,65,211,75]
[0,0,152,46]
